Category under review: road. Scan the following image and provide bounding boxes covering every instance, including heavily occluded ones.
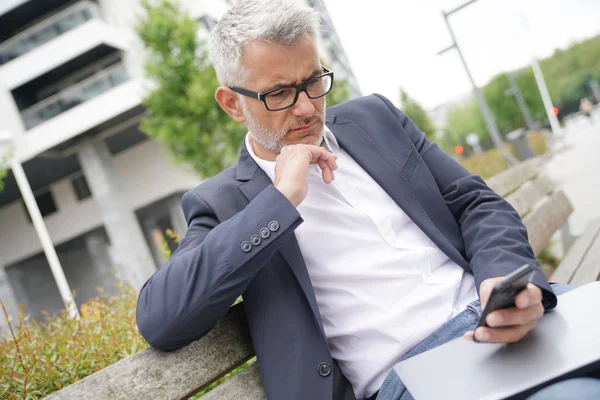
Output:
[543,110,600,236]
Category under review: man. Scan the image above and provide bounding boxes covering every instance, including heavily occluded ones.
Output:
[580,97,594,122]
[136,1,600,399]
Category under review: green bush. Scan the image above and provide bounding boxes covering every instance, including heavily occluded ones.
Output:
[0,229,247,399]
[458,147,512,179]
[1,284,147,399]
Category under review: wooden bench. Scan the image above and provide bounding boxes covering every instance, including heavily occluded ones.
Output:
[485,159,600,286]
[46,159,600,400]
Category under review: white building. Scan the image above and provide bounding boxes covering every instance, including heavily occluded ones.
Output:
[0,0,359,327]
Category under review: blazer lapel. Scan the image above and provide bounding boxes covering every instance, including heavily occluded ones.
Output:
[328,117,466,267]
[236,142,326,333]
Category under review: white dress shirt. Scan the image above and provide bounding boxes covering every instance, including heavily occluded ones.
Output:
[245,129,478,399]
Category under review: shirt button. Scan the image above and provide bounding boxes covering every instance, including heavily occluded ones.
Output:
[318,362,331,377]
[259,227,271,239]
[268,221,280,232]
[241,241,252,253]
[250,234,261,246]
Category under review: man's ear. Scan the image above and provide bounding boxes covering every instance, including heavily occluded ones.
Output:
[215,87,245,123]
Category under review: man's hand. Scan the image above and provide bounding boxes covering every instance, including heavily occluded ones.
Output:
[274,144,338,207]
[464,277,545,343]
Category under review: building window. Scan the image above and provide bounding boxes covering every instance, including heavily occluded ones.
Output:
[71,175,91,201]
[22,189,58,221]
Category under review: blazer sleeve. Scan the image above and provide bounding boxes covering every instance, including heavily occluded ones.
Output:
[374,94,557,311]
[136,185,303,351]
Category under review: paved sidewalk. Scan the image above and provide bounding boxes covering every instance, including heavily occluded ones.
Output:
[543,112,600,236]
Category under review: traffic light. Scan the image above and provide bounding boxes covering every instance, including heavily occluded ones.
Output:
[455,145,465,155]
[552,106,559,116]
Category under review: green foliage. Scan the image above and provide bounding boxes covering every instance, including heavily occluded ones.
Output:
[327,79,352,107]
[0,167,6,192]
[444,100,487,146]
[400,89,437,138]
[0,152,10,192]
[0,229,246,399]
[0,284,148,400]
[458,147,511,179]
[456,130,547,179]
[136,0,245,178]
[445,34,600,146]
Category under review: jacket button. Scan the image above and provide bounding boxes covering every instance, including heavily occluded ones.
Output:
[268,221,280,232]
[241,241,252,253]
[259,227,271,239]
[250,234,261,246]
[318,362,331,377]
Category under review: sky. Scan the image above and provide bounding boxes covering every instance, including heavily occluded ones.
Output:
[323,0,600,110]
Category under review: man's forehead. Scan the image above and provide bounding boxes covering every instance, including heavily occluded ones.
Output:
[241,35,319,81]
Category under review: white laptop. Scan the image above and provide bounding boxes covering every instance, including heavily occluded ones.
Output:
[394,281,600,400]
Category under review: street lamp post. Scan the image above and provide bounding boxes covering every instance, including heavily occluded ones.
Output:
[438,0,518,165]
[0,130,79,319]
[504,72,536,130]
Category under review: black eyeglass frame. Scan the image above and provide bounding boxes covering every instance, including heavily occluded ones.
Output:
[229,66,334,111]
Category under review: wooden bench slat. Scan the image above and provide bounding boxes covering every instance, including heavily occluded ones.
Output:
[551,219,600,284]
[201,362,266,400]
[46,304,253,400]
[505,175,555,217]
[568,220,600,286]
[523,190,574,256]
[486,160,539,197]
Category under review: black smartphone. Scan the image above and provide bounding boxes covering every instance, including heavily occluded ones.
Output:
[473,263,536,340]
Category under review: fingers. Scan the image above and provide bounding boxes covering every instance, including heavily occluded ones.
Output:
[485,303,544,328]
[515,283,543,309]
[466,319,538,343]
[302,145,337,184]
[318,159,334,184]
[478,277,504,309]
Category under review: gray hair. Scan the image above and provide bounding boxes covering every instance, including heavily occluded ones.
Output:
[209,0,321,87]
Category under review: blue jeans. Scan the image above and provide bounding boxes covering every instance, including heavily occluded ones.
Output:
[375,284,600,400]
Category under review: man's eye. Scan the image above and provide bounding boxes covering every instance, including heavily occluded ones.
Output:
[270,90,285,98]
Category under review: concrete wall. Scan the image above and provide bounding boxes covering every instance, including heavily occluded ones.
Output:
[0,138,201,267]
[3,228,119,323]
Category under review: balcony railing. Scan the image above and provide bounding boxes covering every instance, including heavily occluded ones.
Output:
[0,1,101,66]
[21,62,129,130]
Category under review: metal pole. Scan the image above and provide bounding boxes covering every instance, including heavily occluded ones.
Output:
[441,11,504,150]
[446,0,481,15]
[1,132,79,319]
[531,57,562,136]
[507,72,536,130]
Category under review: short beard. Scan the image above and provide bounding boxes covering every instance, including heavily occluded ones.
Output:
[240,97,326,153]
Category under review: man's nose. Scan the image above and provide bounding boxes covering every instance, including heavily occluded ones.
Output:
[291,90,316,117]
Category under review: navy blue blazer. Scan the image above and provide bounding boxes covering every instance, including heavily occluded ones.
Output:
[136,94,557,400]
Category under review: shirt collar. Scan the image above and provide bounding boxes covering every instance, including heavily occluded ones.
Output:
[245,126,338,183]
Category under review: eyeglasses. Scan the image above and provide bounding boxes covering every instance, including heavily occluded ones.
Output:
[230,66,334,111]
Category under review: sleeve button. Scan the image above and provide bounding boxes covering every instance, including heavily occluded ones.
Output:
[250,235,261,246]
[268,221,280,232]
[259,228,271,239]
[241,241,252,252]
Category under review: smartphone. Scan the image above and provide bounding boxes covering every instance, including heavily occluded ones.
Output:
[473,263,536,340]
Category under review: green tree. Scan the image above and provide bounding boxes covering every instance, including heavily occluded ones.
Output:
[0,167,6,192]
[327,78,352,107]
[444,100,487,146]
[400,89,436,138]
[136,0,245,178]
[444,33,600,147]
